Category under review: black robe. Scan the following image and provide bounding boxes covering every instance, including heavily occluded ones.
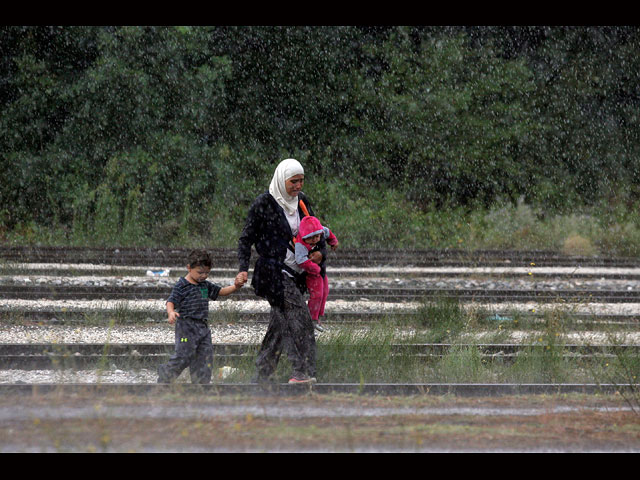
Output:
[238,191,327,306]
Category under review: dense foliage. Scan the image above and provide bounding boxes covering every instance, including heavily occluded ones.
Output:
[2,26,640,247]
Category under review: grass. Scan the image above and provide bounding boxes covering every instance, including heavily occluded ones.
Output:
[582,329,640,414]
[315,322,398,383]
[4,191,640,257]
[12,294,636,398]
[203,298,638,403]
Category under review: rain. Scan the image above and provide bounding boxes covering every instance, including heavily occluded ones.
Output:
[1,26,640,452]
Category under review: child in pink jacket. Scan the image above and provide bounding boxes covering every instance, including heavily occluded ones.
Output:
[295,215,339,331]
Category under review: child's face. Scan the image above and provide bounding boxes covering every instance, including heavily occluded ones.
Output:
[303,233,322,246]
[186,264,211,283]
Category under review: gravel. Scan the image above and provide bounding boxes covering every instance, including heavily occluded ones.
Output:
[3,270,640,291]
[2,262,640,384]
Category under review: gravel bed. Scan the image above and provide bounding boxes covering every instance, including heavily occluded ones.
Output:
[0,369,161,384]
[2,263,640,385]
[0,322,266,344]
[3,324,639,385]
[2,272,640,291]
[0,322,268,384]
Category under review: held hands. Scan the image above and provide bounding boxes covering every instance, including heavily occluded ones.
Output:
[235,271,248,288]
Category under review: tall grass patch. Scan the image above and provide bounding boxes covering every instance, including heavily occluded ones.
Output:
[429,345,493,383]
[315,324,405,383]
[506,311,572,383]
[408,296,468,343]
[585,329,640,412]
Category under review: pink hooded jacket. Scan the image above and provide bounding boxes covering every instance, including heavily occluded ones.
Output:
[294,216,338,276]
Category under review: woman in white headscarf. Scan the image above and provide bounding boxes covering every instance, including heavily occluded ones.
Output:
[237,159,325,384]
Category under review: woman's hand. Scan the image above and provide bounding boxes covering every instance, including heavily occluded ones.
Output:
[309,251,323,264]
[236,271,248,286]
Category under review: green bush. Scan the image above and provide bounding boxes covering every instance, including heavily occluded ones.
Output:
[3,26,640,251]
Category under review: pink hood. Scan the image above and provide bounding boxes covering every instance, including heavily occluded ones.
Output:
[298,216,324,241]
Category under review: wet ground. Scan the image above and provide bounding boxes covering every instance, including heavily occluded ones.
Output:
[1,392,639,452]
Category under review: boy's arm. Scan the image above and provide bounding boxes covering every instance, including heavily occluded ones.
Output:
[166,301,180,325]
[218,284,239,296]
[166,282,184,325]
[218,275,245,297]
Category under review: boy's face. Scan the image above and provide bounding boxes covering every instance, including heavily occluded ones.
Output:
[186,265,211,283]
[303,233,322,246]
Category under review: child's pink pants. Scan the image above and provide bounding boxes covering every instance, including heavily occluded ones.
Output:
[306,274,329,321]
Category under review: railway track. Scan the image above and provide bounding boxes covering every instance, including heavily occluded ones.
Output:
[1,342,636,369]
[1,246,639,397]
[2,284,639,303]
[2,245,640,268]
[5,310,639,331]
[0,382,635,397]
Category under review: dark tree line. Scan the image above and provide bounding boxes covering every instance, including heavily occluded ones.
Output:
[2,26,639,243]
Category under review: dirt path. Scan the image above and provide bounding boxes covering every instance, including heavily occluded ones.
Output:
[1,392,638,452]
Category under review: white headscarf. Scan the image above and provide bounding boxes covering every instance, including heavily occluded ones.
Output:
[269,158,304,216]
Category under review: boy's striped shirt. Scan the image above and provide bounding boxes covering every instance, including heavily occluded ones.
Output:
[166,277,222,321]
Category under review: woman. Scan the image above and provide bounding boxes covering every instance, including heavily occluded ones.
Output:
[236,158,326,384]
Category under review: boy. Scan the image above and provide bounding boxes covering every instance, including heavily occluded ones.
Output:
[294,215,339,332]
[157,249,244,384]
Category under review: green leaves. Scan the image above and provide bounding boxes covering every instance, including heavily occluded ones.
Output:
[2,26,640,242]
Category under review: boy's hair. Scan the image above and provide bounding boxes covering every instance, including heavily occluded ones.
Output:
[187,249,212,269]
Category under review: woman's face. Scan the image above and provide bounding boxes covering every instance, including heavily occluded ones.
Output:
[285,174,304,197]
